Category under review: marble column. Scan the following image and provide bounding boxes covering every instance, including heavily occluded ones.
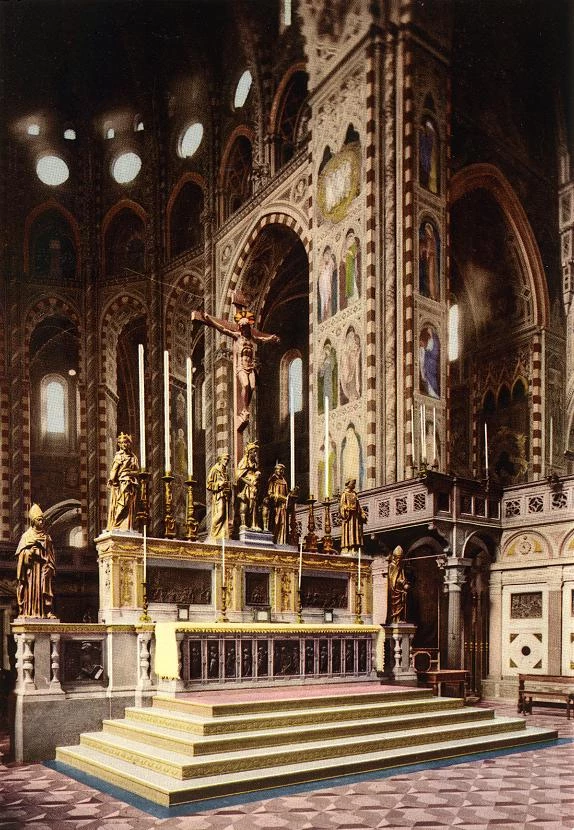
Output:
[370,556,389,626]
[440,556,470,669]
[488,569,503,679]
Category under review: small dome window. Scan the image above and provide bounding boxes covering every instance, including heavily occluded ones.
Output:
[178,122,204,158]
[111,152,142,184]
[27,123,41,136]
[234,70,253,109]
[135,121,144,132]
[64,128,76,140]
[106,127,115,140]
[36,155,70,186]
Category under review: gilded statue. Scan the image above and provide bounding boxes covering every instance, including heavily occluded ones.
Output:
[388,545,410,623]
[192,292,279,432]
[15,504,56,618]
[235,441,261,530]
[107,432,140,531]
[339,477,367,553]
[262,462,289,544]
[206,452,231,540]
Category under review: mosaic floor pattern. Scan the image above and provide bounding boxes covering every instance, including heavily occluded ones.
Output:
[1,700,574,830]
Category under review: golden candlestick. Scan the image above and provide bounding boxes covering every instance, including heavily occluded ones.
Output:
[162,473,177,538]
[218,580,230,623]
[322,496,335,553]
[296,588,303,624]
[354,590,364,625]
[136,471,151,530]
[184,477,199,541]
[304,495,319,552]
[140,580,151,623]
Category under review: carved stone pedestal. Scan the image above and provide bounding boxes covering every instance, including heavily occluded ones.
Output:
[238,528,274,547]
[382,622,417,684]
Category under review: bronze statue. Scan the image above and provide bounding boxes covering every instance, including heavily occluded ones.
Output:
[206,452,231,540]
[107,432,140,531]
[192,293,279,432]
[235,441,261,530]
[388,545,410,623]
[339,477,367,553]
[262,463,289,544]
[15,504,56,618]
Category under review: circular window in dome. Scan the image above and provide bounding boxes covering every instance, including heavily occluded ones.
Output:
[111,152,142,184]
[178,122,204,158]
[234,70,253,109]
[36,155,69,186]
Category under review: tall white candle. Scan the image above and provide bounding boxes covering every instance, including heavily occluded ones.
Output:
[358,547,361,588]
[484,422,489,475]
[186,357,193,478]
[419,406,424,463]
[298,539,303,589]
[222,535,226,588]
[324,395,330,498]
[163,350,171,473]
[138,344,146,470]
[422,403,427,462]
[290,408,295,490]
[433,407,437,465]
[143,524,147,584]
[549,416,553,469]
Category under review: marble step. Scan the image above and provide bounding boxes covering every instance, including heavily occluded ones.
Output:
[56,724,557,808]
[105,704,494,757]
[151,686,433,719]
[75,714,530,780]
[126,693,463,736]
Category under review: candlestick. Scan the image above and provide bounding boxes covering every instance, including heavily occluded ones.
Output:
[290,408,295,490]
[143,524,147,584]
[549,416,553,469]
[138,344,146,470]
[484,422,489,476]
[163,350,171,473]
[433,407,437,466]
[186,357,193,479]
[358,546,361,587]
[298,539,303,589]
[324,395,329,498]
[162,473,177,538]
[222,534,226,587]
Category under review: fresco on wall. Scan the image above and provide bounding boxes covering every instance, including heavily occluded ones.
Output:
[341,424,364,491]
[31,213,77,279]
[419,220,440,300]
[318,340,338,412]
[318,245,338,322]
[317,436,337,501]
[419,324,440,399]
[419,118,439,194]
[317,144,361,223]
[339,229,360,310]
[339,326,361,405]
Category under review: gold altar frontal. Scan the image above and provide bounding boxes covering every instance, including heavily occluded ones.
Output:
[95,531,372,627]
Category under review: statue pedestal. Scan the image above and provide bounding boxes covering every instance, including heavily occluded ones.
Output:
[238,528,274,547]
[382,622,417,684]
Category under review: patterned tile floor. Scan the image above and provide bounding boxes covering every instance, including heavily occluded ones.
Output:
[1,700,574,830]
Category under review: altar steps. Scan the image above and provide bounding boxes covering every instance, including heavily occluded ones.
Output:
[55,688,557,808]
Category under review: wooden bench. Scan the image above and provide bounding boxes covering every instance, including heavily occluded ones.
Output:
[517,673,574,719]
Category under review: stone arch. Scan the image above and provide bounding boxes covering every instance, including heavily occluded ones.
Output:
[101,199,148,277]
[449,163,550,328]
[269,61,307,135]
[225,210,311,320]
[501,529,551,561]
[23,200,82,275]
[166,172,206,259]
[99,293,147,389]
[165,268,204,353]
[24,295,82,378]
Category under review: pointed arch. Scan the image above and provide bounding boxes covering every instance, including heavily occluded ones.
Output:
[24,200,81,275]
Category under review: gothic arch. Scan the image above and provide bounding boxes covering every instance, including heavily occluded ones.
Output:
[165,267,204,352]
[224,210,310,319]
[99,293,147,388]
[101,199,148,276]
[23,200,82,275]
[166,172,206,259]
[449,163,550,328]
[24,296,82,378]
[269,62,307,134]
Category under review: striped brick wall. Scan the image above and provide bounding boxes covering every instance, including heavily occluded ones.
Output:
[364,37,381,488]
[531,334,543,477]
[402,44,416,473]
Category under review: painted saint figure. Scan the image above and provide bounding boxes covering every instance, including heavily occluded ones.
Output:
[388,545,410,623]
[339,229,360,310]
[318,245,337,322]
[15,503,56,618]
[318,340,338,413]
[192,293,279,433]
[206,453,231,540]
[339,327,362,404]
[419,221,440,300]
[107,432,140,531]
[262,463,289,544]
[419,325,440,399]
[339,477,367,554]
[235,442,261,530]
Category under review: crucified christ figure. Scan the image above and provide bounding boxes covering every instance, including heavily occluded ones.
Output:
[191,292,279,433]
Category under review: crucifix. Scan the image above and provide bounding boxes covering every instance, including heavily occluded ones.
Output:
[192,291,280,463]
